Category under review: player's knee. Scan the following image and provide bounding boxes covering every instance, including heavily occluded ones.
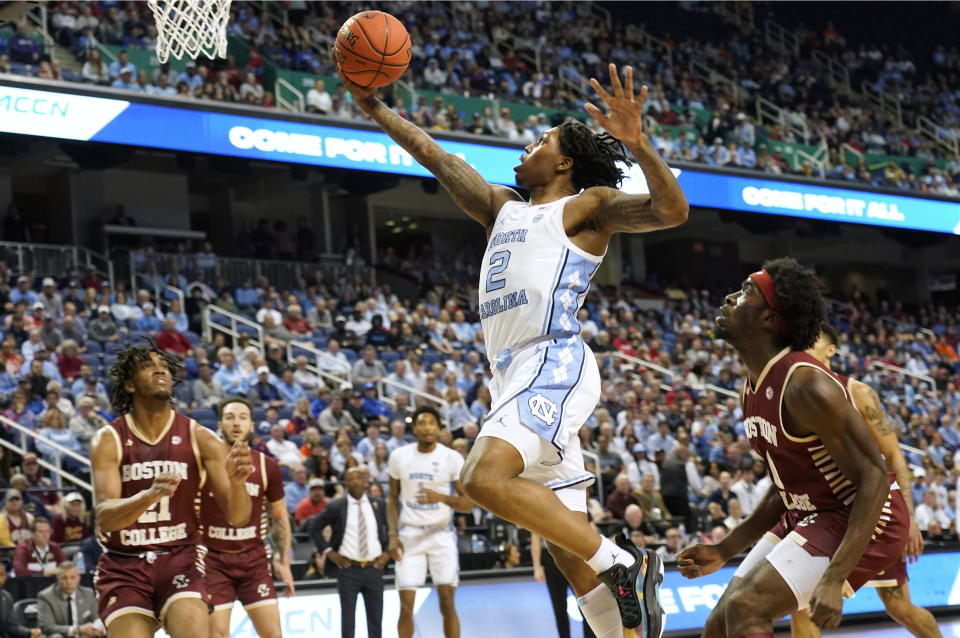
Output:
[546,543,578,572]
[460,456,501,504]
[724,588,767,623]
[881,594,914,626]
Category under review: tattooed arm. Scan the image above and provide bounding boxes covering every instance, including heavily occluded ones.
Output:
[563,64,688,250]
[851,379,924,562]
[268,498,295,596]
[336,67,521,229]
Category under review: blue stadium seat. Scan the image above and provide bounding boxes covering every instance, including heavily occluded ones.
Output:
[198,418,218,432]
[321,434,334,449]
[191,407,217,423]
[237,324,258,336]
[79,355,98,367]
[380,351,400,366]
[103,355,118,371]
[84,341,102,355]
[278,406,293,421]
[341,348,357,363]
[185,331,202,346]
[422,351,444,365]
[253,407,265,423]
[105,342,125,355]
[183,357,198,379]
[311,337,327,350]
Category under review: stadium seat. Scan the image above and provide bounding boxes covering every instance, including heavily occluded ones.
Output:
[103,355,118,372]
[183,357,198,379]
[105,342,126,355]
[191,407,217,423]
[198,418,218,432]
[253,407,265,423]
[79,355,98,367]
[341,348,357,363]
[85,341,102,355]
[12,599,38,628]
[321,434,334,449]
[380,350,400,365]
[185,331,202,346]
[237,324,258,336]
[423,351,444,365]
[278,406,293,421]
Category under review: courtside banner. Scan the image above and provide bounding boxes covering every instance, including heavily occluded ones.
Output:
[152,552,960,637]
[3,81,960,235]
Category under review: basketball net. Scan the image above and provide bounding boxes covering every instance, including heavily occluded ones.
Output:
[147,0,232,63]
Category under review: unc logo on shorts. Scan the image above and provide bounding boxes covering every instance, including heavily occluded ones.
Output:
[172,574,190,589]
[528,393,558,425]
[258,583,270,598]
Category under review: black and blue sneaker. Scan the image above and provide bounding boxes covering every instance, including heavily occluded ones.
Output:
[597,533,665,638]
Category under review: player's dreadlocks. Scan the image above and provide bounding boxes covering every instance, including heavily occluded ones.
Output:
[557,120,631,191]
[109,339,184,415]
[762,257,826,352]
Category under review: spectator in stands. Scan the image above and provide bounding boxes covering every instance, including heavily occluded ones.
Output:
[266,423,304,469]
[293,477,327,530]
[40,314,63,349]
[188,362,222,410]
[36,408,85,474]
[635,471,671,524]
[707,470,739,515]
[292,356,321,396]
[385,419,408,453]
[2,390,36,437]
[656,527,685,563]
[288,397,317,435]
[25,359,49,403]
[317,338,351,377]
[166,298,188,333]
[134,302,162,335]
[330,436,363,475]
[39,277,62,316]
[605,474,641,520]
[355,421,383,464]
[723,498,746,530]
[50,492,90,545]
[345,306,371,340]
[916,489,951,532]
[88,306,119,345]
[345,391,367,425]
[1,339,23,377]
[277,368,306,408]
[729,466,761,515]
[360,383,390,422]
[213,346,249,395]
[39,384,73,422]
[622,504,661,547]
[60,315,86,351]
[307,298,332,332]
[13,517,64,576]
[68,396,106,450]
[9,23,41,65]
[108,49,135,81]
[0,489,34,547]
[111,68,138,91]
[265,342,287,375]
[282,304,310,337]
[247,366,285,410]
[156,317,192,356]
[10,276,38,307]
[351,345,386,385]
[305,78,331,113]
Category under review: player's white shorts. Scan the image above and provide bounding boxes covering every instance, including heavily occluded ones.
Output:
[394,525,459,590]
[478,335,600,513]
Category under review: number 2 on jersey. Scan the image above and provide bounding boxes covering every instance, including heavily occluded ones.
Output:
[138,496,172,524]
[485,250,511,292]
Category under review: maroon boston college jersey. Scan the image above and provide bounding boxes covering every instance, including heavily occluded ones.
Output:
[98,412,205,553]
[200,447,284,553]
[741,348,860,527]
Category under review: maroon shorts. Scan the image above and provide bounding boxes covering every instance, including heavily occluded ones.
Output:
[770,487,910,592]
[864,555,908,587]
[206,547,277,611]
[95,544,210,627]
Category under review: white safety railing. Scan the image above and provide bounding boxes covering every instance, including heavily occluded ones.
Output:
[625,24,674,72]
[285,340,351,388]
[162,285,184,315]
[811,50,851,93]
[0,241,113,287]
[689,59,738,103]
[275,76,304,113]
[581,449,604,496]
[376,377,444,409]
[764,19,799,56]
[861,81,903,128]
[611,351,740,402]
[796,139,828,176]
[868,361,937,396]
[756,97,809,144]
[203,305,264,355]
[0,414,91,492]
[917,115,960,154]
[23,5,55,57]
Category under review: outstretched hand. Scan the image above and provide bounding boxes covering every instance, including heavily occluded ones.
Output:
[585,63,647,148]
[676,543,726,579]
[331,47,376,105]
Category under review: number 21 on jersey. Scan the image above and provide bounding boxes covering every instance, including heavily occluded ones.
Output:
[138,496,172,523]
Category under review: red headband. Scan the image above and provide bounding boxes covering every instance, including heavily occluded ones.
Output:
[749,269,790,336]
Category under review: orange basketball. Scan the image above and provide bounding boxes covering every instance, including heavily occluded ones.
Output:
[334,11,411,88]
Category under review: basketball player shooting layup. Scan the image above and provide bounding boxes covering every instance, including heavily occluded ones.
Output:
[90,343,253,638]
[790,325,940,638]
[677,258,909,638]
[339,60,688,637]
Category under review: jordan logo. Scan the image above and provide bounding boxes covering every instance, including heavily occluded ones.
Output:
[528,394,558,425]
[126,439,133,446]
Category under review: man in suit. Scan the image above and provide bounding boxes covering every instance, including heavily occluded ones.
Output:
[310,466,389,638]
[36,561,104,637]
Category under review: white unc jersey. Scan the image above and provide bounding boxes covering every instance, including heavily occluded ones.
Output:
[478,195,603,367]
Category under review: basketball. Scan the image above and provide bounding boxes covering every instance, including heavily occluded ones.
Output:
[334,11,411,88]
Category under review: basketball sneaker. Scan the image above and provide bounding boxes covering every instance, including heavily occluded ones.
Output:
[597,533,665,638]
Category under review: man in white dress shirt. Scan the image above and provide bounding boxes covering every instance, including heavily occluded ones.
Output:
[309,466,389,638]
